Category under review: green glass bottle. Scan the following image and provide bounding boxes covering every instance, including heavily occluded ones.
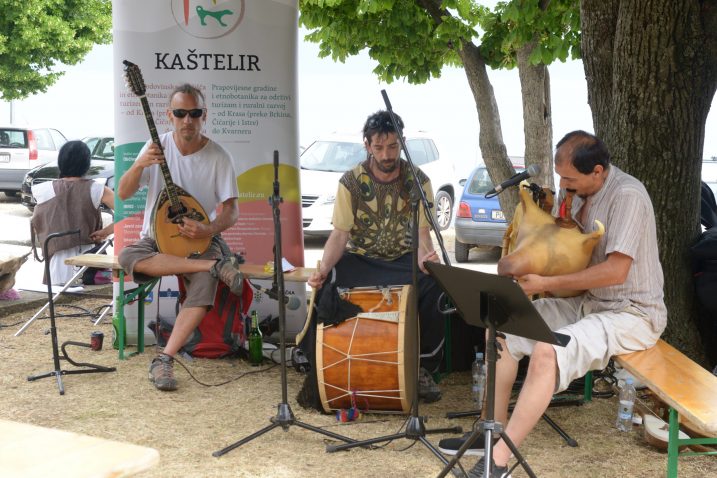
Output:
[248,310,263,366]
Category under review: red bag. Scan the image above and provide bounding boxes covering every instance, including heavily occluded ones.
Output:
[177,276,253,358]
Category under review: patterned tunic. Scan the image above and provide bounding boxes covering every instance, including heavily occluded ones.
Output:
[332,158,434,260]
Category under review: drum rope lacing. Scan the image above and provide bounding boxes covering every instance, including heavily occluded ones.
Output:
[320,287,405,405]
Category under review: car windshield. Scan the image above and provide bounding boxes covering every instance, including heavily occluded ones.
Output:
[0,128,27,148]
[300,140,366,172]
[82,137,115,160]
[468,166,525,195]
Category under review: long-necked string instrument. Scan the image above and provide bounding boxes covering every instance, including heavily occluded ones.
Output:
[122,60,211,258]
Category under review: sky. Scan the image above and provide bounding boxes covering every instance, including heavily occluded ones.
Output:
[1,29,715,179]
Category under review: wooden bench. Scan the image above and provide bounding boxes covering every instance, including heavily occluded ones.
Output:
[65,254,158,360]
[615,339,717,477]
[64,254,315,360]
[0,419,158,477]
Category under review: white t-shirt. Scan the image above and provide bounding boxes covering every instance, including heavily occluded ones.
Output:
[137,132,239,239]
[32,180,105,285]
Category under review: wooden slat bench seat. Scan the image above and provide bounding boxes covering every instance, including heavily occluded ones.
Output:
[615,339,717,477]
[64,254,316,360]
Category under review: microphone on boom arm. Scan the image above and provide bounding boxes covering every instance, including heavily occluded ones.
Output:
[248,281,302,311]
[486,164,542,198]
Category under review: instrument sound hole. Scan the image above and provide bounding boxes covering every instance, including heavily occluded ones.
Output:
[168,203,188,221]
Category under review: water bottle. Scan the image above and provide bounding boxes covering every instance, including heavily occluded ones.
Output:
[616,377,636,431]
[471,351,486,411]
[248,310,263,366]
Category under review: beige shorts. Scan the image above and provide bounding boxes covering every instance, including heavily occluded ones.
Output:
[118,236,225,309]
[504,296,661,392]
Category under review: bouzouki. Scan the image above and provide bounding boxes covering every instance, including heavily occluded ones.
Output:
[123,60,211,257]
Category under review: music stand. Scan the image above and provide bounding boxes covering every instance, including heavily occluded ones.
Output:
[213,151,355,458]
[27,230,116,395]
[424,262,569,478]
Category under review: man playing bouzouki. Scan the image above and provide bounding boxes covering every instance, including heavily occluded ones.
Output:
[118,84,242,391]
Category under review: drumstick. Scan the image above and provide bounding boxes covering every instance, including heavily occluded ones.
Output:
[294,260,320,345]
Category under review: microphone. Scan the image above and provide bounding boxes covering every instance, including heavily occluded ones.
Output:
[486,164,542,196]
[249,281,302,311]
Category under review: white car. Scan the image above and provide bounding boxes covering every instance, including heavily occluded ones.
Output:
[300,131,457,236]
[0,125,67,197]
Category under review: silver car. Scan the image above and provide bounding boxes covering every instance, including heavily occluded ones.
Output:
[0,125,67,197]
[300,131,457,236]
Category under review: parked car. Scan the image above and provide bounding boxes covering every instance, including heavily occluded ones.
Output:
[300,131,457,236]
[20,136,115,211]
[0,125,68,197]
[454,164,526,262]
[455,158,717,262]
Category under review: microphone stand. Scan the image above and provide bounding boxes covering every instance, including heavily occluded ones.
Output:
[326,91,460,463]
[213,151,355,457]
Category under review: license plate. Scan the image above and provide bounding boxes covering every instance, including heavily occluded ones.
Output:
[0,153,9,163]
[492,210,505,220]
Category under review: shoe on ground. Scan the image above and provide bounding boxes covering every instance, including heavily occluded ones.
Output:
[210,255,244,296]
[439,431,487,456]
[466,456,511,478]
[148,353,177,391]
[418,367,442,403]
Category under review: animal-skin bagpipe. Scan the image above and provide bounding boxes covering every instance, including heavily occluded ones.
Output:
[498,181,605,297]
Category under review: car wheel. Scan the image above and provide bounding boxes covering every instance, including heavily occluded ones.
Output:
[3,191,19,198]
[434,190,452,230]
[454,237,471,263]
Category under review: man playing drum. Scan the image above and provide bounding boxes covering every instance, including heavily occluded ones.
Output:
[299,110,446,404]
[460,130,667,477]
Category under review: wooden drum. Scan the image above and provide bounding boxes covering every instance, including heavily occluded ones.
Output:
[316,285,417,413]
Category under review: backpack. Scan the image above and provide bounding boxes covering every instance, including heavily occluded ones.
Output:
[172,275,253,358]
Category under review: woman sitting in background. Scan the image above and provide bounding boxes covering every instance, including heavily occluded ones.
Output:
[31,140,114,285]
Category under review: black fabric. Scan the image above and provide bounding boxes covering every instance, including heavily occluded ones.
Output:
[315,283,363,326]
[701,181,717,230]
[692,227,717,262]
[691,184,717,368]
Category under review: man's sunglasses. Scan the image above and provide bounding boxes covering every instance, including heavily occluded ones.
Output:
[172,108,204,119]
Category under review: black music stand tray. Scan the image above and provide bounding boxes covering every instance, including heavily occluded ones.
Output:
[27,231,116,395]
[425,263,570,478]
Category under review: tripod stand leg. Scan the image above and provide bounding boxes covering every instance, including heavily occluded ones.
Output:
[212,422,281,457]
[541,413,578,447]
[417,436,450,465]
[326,432,408,453]
[292,420,361,444]
[499,432,538,478]
[446,409,481,419]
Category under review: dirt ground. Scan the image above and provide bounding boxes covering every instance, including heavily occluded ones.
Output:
[1,297,716,478]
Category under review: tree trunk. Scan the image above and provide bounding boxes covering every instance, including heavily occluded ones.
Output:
[580,0,618,141]
[581,0,717,363]
[517,39,555,190]
[457,42,521,222]
[417,0,520,220]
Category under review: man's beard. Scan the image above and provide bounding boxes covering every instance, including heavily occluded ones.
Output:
[374,157,398,173]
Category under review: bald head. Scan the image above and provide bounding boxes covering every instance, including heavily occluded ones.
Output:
[555,130,610,174]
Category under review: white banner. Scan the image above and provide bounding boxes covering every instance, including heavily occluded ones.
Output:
[112,0,305,336]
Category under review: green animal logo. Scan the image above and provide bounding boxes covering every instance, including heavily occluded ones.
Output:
[172,0,245,39]
[196,5,234,27]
